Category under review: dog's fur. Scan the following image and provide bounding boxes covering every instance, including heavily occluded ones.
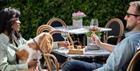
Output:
[16,32,53,71]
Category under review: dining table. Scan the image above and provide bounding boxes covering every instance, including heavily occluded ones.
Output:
[54,26,112,46]
[52,46,110,63]
[52,26,111,63]
[54,26,112,34]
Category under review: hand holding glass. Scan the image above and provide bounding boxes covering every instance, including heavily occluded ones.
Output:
[87,34,100,50]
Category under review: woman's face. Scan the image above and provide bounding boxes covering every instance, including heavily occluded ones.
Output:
[12,19,21,32]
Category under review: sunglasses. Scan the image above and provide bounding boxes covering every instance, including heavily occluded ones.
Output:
[126,13,140,17]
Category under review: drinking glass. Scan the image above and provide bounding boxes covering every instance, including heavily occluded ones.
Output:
[90,19,99,32]
[90,18,98,28]
[87,37,94,45]
[88,19,99,48]
[61,28,69,41]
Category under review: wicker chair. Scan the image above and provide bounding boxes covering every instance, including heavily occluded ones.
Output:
[127,49,140,71]
[47,17,84,47]
[43,53,60,71]
[49,30,74,49]
[47,17,67,28]
[103,18,124,45]
[36,24,55,35]
[49,30,74,69]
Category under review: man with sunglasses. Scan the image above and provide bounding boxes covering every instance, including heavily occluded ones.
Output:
[62,1,140,71]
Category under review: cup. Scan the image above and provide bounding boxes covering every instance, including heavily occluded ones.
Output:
[90,19,99,32]
[90,19,98,27]
[86,37,100,50]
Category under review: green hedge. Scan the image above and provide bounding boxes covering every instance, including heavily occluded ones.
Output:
[0,0,131,39]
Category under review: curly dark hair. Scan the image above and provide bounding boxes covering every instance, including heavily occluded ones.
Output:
[0,7,21,43]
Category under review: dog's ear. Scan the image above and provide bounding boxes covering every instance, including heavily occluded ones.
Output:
[28,42,38,50]
[40,33,47,40]
[16,49,29,60]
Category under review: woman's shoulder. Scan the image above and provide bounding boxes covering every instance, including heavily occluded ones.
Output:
[0,41,7,51]
[18,36,27,44]
[0,33,9,44]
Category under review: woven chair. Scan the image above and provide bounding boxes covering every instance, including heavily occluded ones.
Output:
[36,25,55,35]
[49,30,74,69]
[43,53,60,71]
[127,49,140,71]
[49,30,74,49]
[47,17,67,28]
[47,17,86,46]
[103,18,124,45]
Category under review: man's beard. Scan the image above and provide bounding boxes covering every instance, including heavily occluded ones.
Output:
[125,25,134,32]
[125,27,132,32]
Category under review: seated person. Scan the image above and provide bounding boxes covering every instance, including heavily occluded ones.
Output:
[0,7,42,71]
[62,1,140,71]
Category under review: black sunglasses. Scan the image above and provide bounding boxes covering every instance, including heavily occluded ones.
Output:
[126,13,140,17]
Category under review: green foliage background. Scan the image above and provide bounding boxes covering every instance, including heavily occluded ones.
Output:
[0,0,131,39]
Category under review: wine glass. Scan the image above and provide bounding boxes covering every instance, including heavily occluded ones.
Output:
[61,28,69,41]
[88,19,99,48]
[90,18,98,27]
[90,18,99,32]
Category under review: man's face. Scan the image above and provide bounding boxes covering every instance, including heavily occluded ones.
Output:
[124,5,139,31]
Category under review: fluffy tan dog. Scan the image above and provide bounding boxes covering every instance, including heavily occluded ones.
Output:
[16,32,53,71]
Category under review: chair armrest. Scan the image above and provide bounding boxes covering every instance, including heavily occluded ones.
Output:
[107,35,122,40]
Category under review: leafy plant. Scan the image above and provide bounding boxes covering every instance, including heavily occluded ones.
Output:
[86,32,102,39]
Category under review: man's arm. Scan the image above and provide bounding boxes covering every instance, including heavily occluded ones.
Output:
[99,42,114,52]
[97,39,136,71]
[91,34,114,52]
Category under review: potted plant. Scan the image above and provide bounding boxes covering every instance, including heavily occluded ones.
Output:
[72,11,86,28]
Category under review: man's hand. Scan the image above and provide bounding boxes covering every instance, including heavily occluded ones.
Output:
[91,34,102,47]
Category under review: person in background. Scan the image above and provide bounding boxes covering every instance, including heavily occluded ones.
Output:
[0,7,38,71]
[62,1,140,71]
